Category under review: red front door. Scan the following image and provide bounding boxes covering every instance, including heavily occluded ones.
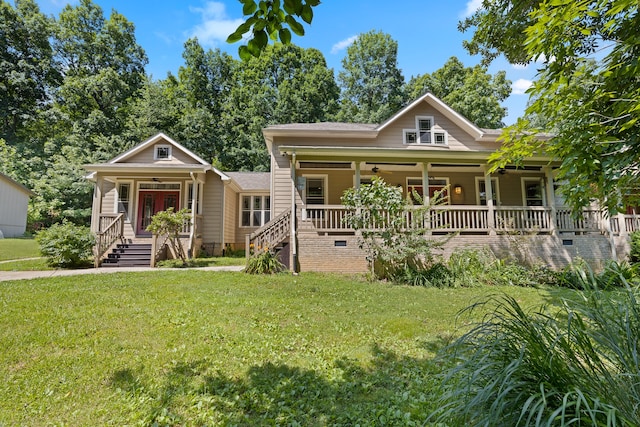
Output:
[137,191,180,234]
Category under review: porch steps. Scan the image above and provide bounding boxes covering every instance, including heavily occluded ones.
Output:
[102,243,152,267]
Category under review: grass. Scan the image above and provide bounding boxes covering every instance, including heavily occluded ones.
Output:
[0,258,51,271]
[0,271,572,425]
[0,238,39,261]
[157,256,246,268]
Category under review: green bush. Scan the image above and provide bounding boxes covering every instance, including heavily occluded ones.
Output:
[630,231,640,264]
[36,221,95,268]
[393,263,453,287]
[432,276,640,426]
[245,248,285,274]
[559,259,639,290]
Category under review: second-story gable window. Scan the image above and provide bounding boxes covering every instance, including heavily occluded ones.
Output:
[404,115,448,145]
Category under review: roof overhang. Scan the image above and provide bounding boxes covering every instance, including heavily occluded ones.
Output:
[84,163,212,181]
[278,145,554,165]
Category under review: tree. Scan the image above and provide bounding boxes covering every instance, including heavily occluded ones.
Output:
[405,57,511,128]
[336,30,405,124]
[341,177,443,279]
[227,0,320,60]
[220,43,338,171]
[461,0,640,212]
[0,0,59,144]
[146,208,191,266]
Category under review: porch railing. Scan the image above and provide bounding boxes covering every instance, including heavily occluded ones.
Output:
[247,209,292,258]
[298,205,638,235]
[94,213,125,267]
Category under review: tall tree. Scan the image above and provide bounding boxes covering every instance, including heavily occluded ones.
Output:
[405,57,511,128]
[0,0,59,145]
[461,0,640,212]
[336,30,404,124]
[53,0,148,158]
[220,43,339,171]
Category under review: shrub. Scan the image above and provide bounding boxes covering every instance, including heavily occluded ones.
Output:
[559,259,639,290]
[36,221,95,268]
[630,231,640,264]
[432,276,640,426]
[245,248,285,274]
[146,208,191,266]
[393,263,453,287]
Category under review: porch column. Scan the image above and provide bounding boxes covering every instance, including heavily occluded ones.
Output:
[290,153,298,273]
[421,162,430,205]
[188,174,198,257]
[354,161,361,190]
[91,174,104,233]
[483,166,496,235]
[422,163,432,235]
[543,166,557,235]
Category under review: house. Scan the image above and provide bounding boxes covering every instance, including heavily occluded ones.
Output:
[0,172,35,238]
[84,133,269,266]
[86,94,637,270]
[257,92,637,272]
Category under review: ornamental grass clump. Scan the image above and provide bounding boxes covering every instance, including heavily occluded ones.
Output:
[245,247,285,274]
[431,271,640,426]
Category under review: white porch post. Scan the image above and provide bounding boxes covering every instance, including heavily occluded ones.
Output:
[422,162,432,234]
[91,174,104,233]
[355,161,361,190]
[484,166,496,235]
[290,153,298,273]
[422,162,430,205]
[188,174,198,257]
[543,166,557,235]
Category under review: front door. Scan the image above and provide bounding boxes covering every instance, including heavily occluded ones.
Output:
[137,191,179,234]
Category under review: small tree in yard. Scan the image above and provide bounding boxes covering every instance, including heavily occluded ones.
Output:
[341,176,445,280]
[146,208,191,266]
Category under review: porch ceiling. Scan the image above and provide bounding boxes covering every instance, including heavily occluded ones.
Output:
[278,145,553,165]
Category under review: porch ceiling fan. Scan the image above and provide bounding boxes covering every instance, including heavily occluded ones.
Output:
[371,164,392,174]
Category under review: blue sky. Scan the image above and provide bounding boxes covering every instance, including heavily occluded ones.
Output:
[37,0,539,125]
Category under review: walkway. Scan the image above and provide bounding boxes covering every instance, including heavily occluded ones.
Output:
[0,265,244,282]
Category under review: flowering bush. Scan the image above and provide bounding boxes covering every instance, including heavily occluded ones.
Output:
[245,246,285,274]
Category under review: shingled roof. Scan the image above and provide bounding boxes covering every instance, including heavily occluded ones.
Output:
[225,172,270,191]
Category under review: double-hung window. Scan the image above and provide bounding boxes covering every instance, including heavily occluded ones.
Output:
[117,183,131,221]
[403,115,448,145]
[241,195,271,227]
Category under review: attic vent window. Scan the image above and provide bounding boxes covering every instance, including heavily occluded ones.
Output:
[403,115,448,145]
[155,145,172,160]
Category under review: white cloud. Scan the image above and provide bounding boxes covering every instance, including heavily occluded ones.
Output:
[512,63,529,70]
[189,2,244,48]
[512,78,533,95]
[331,35,358,54]
[461,0,483,18]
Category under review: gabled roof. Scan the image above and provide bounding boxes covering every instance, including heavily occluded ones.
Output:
[376,92,485,140]
[109,132,209,165]
[85,133,229,181]
[0,172,35,197]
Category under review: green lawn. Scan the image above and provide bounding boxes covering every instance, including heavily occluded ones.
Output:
[0,238,39,261]
[0,271,573,426]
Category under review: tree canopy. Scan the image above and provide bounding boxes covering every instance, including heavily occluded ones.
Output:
[462,0,640,211]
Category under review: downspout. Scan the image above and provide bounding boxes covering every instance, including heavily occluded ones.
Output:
[291,152,298,273]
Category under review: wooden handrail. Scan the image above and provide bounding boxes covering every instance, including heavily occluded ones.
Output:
[94,213,125,267]
[247,210,291,259]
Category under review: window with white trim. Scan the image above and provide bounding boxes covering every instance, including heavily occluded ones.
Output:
[154,144,172,160]
[241,195,271,227]
[187,183,202,215]
[117,182,131,221]
[403,115,448,145]
[522,178,545,206]
[475,177,500,206]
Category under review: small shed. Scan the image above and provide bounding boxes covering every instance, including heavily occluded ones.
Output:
[0,172,34,238]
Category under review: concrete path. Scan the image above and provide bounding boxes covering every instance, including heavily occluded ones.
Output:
[0,265,244,282]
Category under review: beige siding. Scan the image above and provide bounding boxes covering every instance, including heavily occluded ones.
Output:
[101,181,116,214]
[0,181,30,237]
[273,150,296,216]
[223,186,236,248]
[201,171,224,252]
[124,142,199,165]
